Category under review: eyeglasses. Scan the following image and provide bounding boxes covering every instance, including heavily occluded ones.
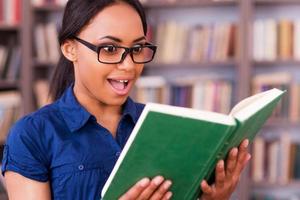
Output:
[73,36,157,64]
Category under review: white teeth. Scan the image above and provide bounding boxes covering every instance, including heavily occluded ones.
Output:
[118,80,129,83]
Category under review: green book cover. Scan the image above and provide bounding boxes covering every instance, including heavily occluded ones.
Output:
[101,88,285,200]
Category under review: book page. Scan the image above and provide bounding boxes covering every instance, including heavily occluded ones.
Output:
[229,88,280,116]
[230,88,284,121]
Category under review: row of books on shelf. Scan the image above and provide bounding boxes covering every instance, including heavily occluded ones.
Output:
[0,0,21,26]
[251,193,300,200]
[0,91,21,144]
[252,72,300,122]
[0,45,21,81]
[34,22,60,64]
[251,133,300,185]
[253,19,300,61]
[134,76,233,114]
[151,21,236,64]
[0,80,48,144]
[135,72,300,122]
[31,0,66,6]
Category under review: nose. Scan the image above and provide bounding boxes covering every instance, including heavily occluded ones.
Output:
[117,52,135,71]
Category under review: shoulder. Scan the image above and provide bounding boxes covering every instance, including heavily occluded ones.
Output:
[6,102,61,145]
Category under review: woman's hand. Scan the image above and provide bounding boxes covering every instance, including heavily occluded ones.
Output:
[119,176,173,200]
[200,139,251,200]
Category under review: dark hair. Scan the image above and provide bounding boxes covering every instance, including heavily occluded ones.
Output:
[49,0,147,100]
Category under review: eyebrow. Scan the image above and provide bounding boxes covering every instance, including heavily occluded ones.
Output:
[99,36,146,43]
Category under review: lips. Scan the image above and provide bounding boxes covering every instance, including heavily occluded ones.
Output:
[107,78,132,95]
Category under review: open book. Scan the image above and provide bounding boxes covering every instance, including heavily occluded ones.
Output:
[101,88,285,200]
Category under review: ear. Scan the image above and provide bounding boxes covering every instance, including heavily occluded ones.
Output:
[61,40,77,62]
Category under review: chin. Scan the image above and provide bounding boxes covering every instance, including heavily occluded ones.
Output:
[104,96,128,106]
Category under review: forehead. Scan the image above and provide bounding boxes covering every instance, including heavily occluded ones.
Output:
[79,2,144,40]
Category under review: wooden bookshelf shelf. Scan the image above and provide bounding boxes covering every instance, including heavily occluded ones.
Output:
[253,60,300,67]
[0,24,20,31]
[252,180,300,190]
[33,4,65,12]
[0,80,18,90]
[142,0,237,8]
[255,0,300,5]
[147,60,237,69]
[33,60,57,68]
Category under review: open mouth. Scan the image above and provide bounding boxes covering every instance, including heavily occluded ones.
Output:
[107,79,130,93]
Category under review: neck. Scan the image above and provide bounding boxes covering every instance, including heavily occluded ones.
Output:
[73,84,122,136]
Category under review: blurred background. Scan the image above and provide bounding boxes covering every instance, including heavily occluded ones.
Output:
[1,0,300,199]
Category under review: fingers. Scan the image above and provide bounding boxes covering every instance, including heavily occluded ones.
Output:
[119,178,150,200]
[200,180,213,195]
[149,179,172,200]
[138,176,164,199]
[121,176,172,200]
[215,160,225,188]
[226,147,238,177]
[235,139,251,174]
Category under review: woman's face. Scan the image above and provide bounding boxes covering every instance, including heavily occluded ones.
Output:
[73,2,145,106]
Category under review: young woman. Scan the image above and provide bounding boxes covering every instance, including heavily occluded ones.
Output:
[2,0,251,199]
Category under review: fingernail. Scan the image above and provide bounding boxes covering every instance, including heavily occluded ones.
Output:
[166,192,173,199]
[139,178,150,187]
[164,180,172,189]
[218,160,224,168]
[232,148,238,156]
[244,139,249,148]
[200,180,206,188]
[153,176,164,186]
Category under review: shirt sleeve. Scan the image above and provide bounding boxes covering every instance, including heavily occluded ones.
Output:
[1,116,49,182]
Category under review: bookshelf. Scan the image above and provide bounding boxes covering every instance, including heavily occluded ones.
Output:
[0,0,23,198]
[250,1,300,199]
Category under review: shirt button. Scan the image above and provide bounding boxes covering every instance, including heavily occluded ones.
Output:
[78,164,84,170]
[116,151,121,157]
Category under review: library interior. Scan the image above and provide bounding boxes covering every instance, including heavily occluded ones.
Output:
[0,0,300,199]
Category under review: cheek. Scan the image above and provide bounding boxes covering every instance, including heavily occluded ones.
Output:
[76,53,111,87]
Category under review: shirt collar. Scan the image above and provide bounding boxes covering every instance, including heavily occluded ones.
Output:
[122,97,139,124]
[58,85,139,132]
[58,85,91,132]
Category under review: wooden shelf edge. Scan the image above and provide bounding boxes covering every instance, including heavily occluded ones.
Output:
[0,24,20,31]
[0,80,19,90]
[253,60,300,66]
[33,4,65,12]
[252,180,300,189]
[142,0,237,8]
[255,0,300,5]
[146,60,237,69]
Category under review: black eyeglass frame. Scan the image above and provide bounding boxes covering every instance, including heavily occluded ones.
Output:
[73,36,157,64]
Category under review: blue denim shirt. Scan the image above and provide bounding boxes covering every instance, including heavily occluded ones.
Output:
[1,85,144,199]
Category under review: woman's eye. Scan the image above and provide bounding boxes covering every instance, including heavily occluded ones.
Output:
[132,46,143,54]
[103,45,118,53]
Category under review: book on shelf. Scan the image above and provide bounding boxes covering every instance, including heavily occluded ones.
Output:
[251,133,297,185]
[253,19,300,62]
[0,44,21,81]
[134,76,168,104]
[34,22,60,64]
[278,19,293,60]
[170,77,232,114]
[0,91,21,144]
[0,0,21,25]
[293,20,300,60]
[101,88,285,200]
[34,79,52,108]
[252,72,292,120]
[153,21,236,64]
